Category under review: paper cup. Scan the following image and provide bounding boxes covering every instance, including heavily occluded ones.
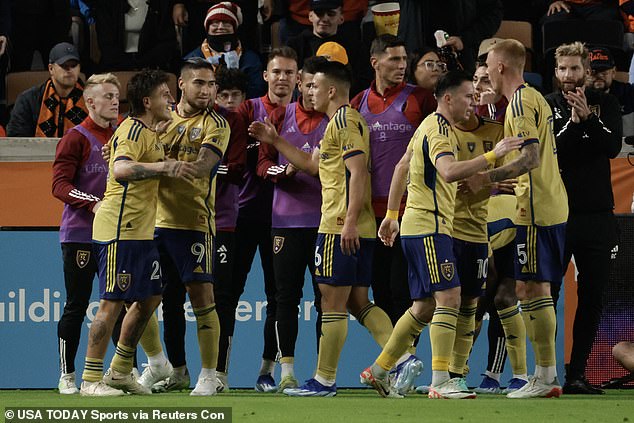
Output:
[371,2,400,36]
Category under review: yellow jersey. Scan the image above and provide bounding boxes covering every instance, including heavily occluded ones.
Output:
[318,105,375,238]
[155,109,229,233]
[93,117,165,242]
[453,117,504,243]
[401,113,458,237]
[505,84,568,226]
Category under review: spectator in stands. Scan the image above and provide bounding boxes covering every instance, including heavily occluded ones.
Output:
[542,0,621,23]
[7,42,87,137]
[216,68,249,112]
[185,2,265,99]
[397,0,503,72]
[407,47,448,91]
[586,46,634,141]
[87,0,178,72]
[9,0,71,71]
[287,0,372,95]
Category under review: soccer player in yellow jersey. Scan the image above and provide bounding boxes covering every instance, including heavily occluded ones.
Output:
[360,71,521,399]
[135,58,229,396]
[80,70,197,396]
[478,39,568,398]
[249,59,394,397]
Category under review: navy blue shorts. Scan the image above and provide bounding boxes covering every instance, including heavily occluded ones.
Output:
[453,238,488,298]
[314,233,374,286]
[94,240,163,302]
[514,223,566,284]
[154,228,214,284]
[401,234,461,299]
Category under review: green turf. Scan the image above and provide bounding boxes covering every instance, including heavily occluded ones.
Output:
[1,389,633,423]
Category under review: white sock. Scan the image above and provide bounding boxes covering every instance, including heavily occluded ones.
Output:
[512,373,528,381]
[485,370,501,382]
[281,362,294,379]
[259,359,275,376]
[199,368,216,380]
[431,370,450,387]
[314,374,335,387]
[538,365,557,383]
[395,352,412,367]
[148,351,167,367]
[61,371,75,378]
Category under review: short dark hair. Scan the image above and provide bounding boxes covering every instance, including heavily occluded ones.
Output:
[313,59,352,90]
[267,46,298,66]
[370,34,406,57]
[216,67,249,93]
[127,69,170,117]
[180,57,214,77]
[434,70,473,98]
[407,46,439,84]
[302,55,329,75]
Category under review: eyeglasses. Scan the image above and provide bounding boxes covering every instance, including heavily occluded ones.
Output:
[419,60,447,72]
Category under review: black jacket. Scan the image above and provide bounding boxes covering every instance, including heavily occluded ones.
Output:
[545,89,622,213]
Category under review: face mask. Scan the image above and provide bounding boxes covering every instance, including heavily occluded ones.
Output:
[207,33,239,52]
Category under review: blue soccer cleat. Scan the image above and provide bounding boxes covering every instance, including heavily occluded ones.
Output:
[391,355,423,395]
[255,373,277,393]
[283,378,337,397]
[474,375,502,394]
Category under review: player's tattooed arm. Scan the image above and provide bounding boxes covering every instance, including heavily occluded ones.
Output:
[113,160,196,181]
[487,141,540,183]
[190,146,222,177]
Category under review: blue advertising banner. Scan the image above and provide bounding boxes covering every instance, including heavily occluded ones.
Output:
[0,231,564,389]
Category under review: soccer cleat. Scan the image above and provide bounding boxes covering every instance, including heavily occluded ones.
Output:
[103,368,151,395]
[152,368,191,393]
[278,375,299,392]
[506,376,562,399]
[391,356,423,395]
[58,372,79,395]
[428,377,477,399]
[255,373,277,393]
[80,380,125,397]
[283,378,337,397]
[216,372,229,393]
[474,375,502,394]
[190,376,218,396]
[361,367,403,398]
[415,385,430,394]
[138,361,173,389]
[501,377,528,394]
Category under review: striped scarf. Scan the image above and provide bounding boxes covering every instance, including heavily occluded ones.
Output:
[36,80,88,138]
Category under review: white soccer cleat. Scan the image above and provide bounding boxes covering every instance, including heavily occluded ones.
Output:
[190,376,218,396]
[138,361,173,389]
[80,380,125,397]
[428,377,477,399]
[152,368,191,393]
[391,356,423,395]
[58,372,79,395]
[506,376,562,399]
[216,372,229,393]
[103,368,151,395]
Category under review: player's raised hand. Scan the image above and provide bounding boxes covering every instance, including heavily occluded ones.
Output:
[341,221,360,255]
[463,172,491,194]
[479,88,497,105]
[101,142,111,162]
[493,136,523,157]
[378,217,400,247]
[248,117,278,144]
[155,118,173,134]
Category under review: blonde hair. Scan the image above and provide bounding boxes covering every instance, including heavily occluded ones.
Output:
[555,41,589,68]
[83,73,121,99]
[489,39,526,72]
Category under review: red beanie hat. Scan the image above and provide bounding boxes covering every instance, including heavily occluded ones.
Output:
[205,2,243,31]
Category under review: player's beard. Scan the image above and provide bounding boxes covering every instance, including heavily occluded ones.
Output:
[557,75,585,93]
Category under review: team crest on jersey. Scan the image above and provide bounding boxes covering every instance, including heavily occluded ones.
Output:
[440,262,455,281]
[483,141,493,152]
[76,250,90,268]
[337,217,345,225]
[117,273,131,291]
[190,127,202,140]
[467,142,475,153]
[589,105,600,117]
[273,236,285,254]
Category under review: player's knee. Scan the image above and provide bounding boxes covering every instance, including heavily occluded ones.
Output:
[493,287,517,309]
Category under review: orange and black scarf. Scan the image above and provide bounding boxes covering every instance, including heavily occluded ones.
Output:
[36,80,87,138]
[200,39,243,72]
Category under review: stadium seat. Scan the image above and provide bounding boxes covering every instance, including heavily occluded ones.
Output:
[494,20,535,71]
[6,71,87,107]
[615,71,630,83]
[542,20,624,54]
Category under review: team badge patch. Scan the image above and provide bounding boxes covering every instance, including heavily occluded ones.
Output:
[190,127,202,140]
[76,250,90,268]
[483,141,493,152]
[117,273,131,291]
[440,262,455,281]
[589,105,600,117]
[467,142,475,153]
[273,236,285,254]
